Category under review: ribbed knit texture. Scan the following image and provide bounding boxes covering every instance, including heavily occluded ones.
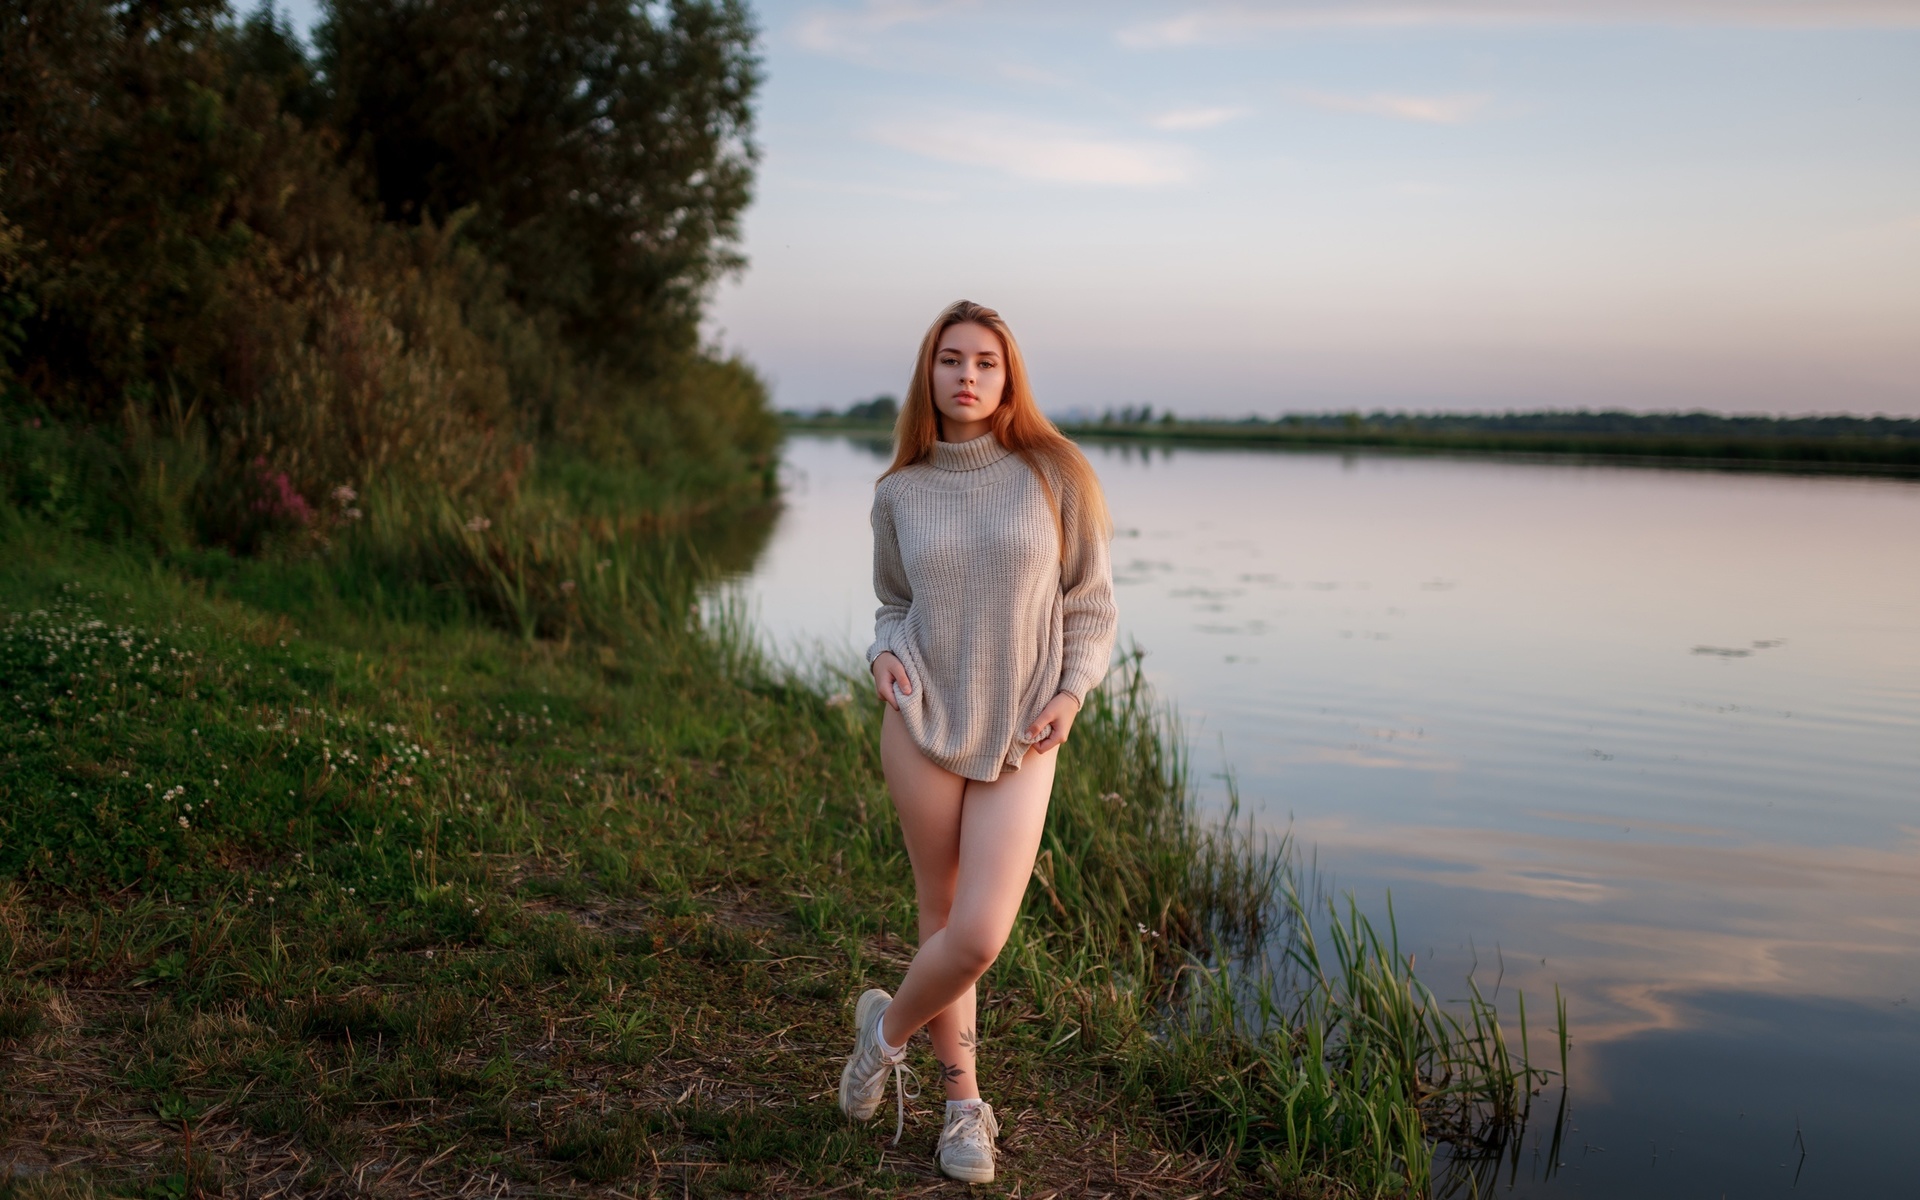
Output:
[867,434,1118,782]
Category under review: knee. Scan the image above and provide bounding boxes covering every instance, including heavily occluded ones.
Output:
[942,926,1005,979]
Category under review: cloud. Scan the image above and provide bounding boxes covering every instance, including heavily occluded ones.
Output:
[785,177,958,204]
[1116,1,1920,46]
[1118,15,1210,48]
[1296,88,1490,123]
[1148,105,1251,131]
[870,116,1192,185]
[997,62,1072,87]
[791,0,972,59]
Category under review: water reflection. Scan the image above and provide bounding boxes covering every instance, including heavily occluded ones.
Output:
[719,434,1920,1197]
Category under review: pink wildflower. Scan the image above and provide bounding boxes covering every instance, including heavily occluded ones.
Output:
[249,458,314,526]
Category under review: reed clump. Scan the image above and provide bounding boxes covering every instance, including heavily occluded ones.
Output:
[1136,884,1567,1196]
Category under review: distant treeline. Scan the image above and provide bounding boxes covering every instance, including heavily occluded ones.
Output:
[1,0,775,551]
[1083,407,1920,440]
[783,402,1920,472]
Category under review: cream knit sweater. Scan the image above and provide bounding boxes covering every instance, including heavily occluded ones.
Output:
[866,434,1118,782]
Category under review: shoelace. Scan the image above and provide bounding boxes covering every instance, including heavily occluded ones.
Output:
[939,1102,999,1156]
[855,1007,920,1144]
[888,1059,921,1144]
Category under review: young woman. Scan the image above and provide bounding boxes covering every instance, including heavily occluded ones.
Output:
[836,300,1118,1182]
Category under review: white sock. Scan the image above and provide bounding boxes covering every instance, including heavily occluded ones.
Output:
[946,1098,985,1114]
[873,1009,906,1060]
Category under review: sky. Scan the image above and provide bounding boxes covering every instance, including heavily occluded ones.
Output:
[278,1,1920,418]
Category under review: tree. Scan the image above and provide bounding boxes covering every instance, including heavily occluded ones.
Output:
[845,395,897,422]
[319,0,761,376]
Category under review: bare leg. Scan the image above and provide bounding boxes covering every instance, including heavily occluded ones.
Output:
[880,707,978,1096]
[878,708,1056,1073]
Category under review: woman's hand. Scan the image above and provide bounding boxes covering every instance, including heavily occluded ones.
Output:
[1025,691,1081,754]
[871,651,912,710]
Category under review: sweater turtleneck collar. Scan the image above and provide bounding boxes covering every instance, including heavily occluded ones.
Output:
[928,433,1013,472]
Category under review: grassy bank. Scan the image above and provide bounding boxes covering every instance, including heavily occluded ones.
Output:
[784,413,1920,474]
[0,493,1561,1197]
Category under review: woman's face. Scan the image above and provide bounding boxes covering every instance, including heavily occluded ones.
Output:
[930,321,1006,440]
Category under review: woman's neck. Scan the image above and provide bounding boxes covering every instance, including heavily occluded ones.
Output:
[939,418,994,443]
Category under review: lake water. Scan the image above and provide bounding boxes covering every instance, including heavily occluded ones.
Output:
[723,433,1920,1197]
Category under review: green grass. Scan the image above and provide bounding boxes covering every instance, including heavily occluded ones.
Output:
[0,496,1564,1197]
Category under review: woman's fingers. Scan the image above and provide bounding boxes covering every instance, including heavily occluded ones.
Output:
[871,653,910,710]
[1028,695,1077,752]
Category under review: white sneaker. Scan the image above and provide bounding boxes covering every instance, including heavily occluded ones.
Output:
[837,988,917,1141]
[936,1101,1000,1183]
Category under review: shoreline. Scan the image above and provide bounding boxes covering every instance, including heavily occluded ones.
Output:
[782,416,1920,478]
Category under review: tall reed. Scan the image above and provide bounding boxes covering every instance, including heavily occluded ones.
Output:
[1137,877,1567,1195]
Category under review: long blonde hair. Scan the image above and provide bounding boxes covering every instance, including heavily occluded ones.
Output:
[883,300,1111,551]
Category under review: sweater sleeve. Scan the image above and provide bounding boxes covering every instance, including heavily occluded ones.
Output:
[1055,477,1119,703]
[867,483,912,666]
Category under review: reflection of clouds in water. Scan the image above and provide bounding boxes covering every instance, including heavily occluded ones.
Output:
[1194,620,1269,635]
[1291,814,1920,1061]
[1522,807,1729,838]
[1113,558,1176,586]
[1281,745,1460,771]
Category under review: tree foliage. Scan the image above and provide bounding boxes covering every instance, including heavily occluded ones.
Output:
[0,0,772,548]
[322,0,760,375]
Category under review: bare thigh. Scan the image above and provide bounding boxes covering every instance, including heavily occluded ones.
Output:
[881,705,966,927]
[945,742,1055,966]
